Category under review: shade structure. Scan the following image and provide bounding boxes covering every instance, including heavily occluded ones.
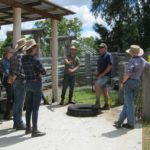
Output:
[0,0,74,26]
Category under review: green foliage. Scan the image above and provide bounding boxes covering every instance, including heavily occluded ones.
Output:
[91,0,150,51]
[34,17,82,56]
[0,36,13,58]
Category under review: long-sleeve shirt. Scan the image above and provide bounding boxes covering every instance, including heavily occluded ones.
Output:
[2,58,11,78]
[22,55,46,82]
[10,51,25,80]
[126,56,150,80]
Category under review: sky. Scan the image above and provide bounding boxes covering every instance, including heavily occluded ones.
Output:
[0,0,106,41]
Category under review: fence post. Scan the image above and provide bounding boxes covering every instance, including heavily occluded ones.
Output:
[85,54,91,85]
[142,68,150,120]
[118,62,128,104]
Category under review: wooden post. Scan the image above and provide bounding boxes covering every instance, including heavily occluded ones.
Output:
[13,8,21,48]
[51,19,58,102]
[142,68,150,120]
[13,7,22,48]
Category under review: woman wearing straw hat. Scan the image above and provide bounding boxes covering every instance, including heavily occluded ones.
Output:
[114,45,150,129]
[2,47,14,120]
[22,39,46,137]
[9,38,27,130]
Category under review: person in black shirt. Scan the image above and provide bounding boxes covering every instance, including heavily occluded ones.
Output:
[22,39,46,137]
[95,43,113,110]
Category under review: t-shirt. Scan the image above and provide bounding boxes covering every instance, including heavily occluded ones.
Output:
[64,55,80,76]
[97,52,113,77]
[126,56,150,80]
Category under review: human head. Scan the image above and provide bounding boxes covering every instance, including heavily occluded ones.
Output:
[70,46,77,57]
[23,39,38,56]
[4,47,14,59]
[126,45,144,57]
[98,43,108,55]
[15,38,26,51]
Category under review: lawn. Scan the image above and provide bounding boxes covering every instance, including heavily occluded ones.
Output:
[64,87,119,107]
[143,121,150,150]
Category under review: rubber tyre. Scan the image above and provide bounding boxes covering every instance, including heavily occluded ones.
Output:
[67,104,99,117]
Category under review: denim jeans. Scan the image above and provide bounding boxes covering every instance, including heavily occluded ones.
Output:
[61,74,75,101]
[3,77,14,117]
[13,80,26,127]
[118,79,140,127]
[25,81,42,130]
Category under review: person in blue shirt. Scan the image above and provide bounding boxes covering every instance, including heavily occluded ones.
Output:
[95,43,113,110]
[2,47,14,120]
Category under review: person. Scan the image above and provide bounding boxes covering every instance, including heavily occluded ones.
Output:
[114,45,150,129]
[60,46,80,105]
[2,47,14,120]
[95,43,113,110]
[9,38,27,130]
[22,39,46,137]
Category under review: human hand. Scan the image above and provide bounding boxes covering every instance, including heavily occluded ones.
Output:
[68,68,74,73]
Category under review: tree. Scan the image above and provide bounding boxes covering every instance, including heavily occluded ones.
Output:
[91,0,150,51]
[34,17,82,56]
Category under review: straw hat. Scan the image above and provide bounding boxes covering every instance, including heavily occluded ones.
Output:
[70,46,77,50]
[15,38,26,50]
[126,45,144,56]
[23,39,37,51]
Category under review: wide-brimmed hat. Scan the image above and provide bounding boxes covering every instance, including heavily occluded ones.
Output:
[99,43,108,49]
[23,39,37,51]
[126,45,144,56]
[70,46,77,50]
[15,38,26,50]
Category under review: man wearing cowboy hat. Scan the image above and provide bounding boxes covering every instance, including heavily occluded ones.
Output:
[22,39,46,137]
[9,38,27,130]
[114,45,150,129]
[60,46,80,105]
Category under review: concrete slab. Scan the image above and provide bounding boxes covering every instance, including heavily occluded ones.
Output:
[0,106,142,150]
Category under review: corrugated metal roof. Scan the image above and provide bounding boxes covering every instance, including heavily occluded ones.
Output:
[0,0,75,25]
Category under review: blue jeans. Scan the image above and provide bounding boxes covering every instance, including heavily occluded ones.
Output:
[25,82,42,130]
[13,80,26,127]
[118,79,140,127]
[61,74,75,101]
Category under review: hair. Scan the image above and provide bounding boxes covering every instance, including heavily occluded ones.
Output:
[3,47,13,58]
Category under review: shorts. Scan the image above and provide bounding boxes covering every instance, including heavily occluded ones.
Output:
[95,76,110,89]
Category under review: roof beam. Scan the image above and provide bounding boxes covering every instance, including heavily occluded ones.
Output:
[0,0,61,20]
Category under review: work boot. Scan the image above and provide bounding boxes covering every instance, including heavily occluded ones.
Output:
[59,99,64,105]
[101,103,110,110]
[32,130,46,138]
[122,123,134,129]
[113,121,122,129]
[16,124,26,130]
[25,125,32,134]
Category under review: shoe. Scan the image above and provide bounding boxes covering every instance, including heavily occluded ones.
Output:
[101,104,110,110]
[122,123,134,129]
[68,101,76,104]
[32,130,46,138]
[25,128,32,134]
[59,101,64,105]
[43,100,49,105]
[16,124,26,130]
[113,121,122,129]
[13,123,17,129]
[3,114,12,120]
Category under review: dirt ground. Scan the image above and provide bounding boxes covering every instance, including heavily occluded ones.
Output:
[0,104,142,150]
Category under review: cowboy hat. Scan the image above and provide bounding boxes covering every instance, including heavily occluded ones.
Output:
[23,39,37,51]
[126,45,144,56]
[15,38,26,50]
[70,46,77,50]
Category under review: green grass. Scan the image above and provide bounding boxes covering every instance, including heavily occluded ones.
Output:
[143,121,150,150]
[65,88,119,107]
